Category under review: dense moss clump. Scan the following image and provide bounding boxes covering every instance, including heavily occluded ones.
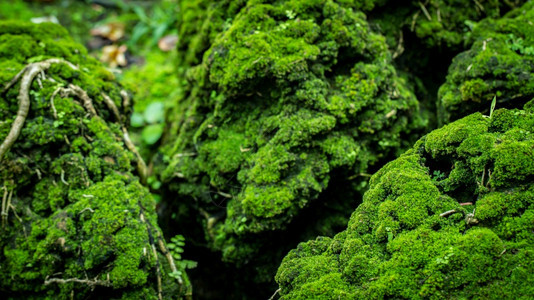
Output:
[161,0,428,266]
[0,21,188,299]
[368,0,525,50]
[275,103,534,298]
[438,1,534,123]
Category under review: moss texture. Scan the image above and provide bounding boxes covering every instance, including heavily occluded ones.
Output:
[160,0,429,267]
[438,1,534,123]
[0,21,187,299]
[276,103,534,299]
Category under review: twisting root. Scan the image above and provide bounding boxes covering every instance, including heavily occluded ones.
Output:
[101,92,147,182]
[0,59,78,160]
[67,84,97,116]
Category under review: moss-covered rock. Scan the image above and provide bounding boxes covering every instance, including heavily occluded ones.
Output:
[438,1,534,123]
[160,0,429,268]
[0,21,188,299]
[275,103,534,299]
[369,0,524,51]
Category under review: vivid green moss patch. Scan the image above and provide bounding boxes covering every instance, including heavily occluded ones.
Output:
[438,1,534,123]
[276,104,534,299]
[160,0,428,267]
[0,21,188,299]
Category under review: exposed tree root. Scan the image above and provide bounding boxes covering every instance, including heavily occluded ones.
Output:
[1,186,8,228]
[0,59,78,160]
[101,93,121,121]
[101,92,147,182]
[44,276,112,288]
[122,127,148,183]
[268,288,281,300]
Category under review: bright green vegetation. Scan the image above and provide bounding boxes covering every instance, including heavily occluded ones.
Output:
[438,1,534,123]
[276,103,534,299]
[160,0,429,270]
[0,21,189,299]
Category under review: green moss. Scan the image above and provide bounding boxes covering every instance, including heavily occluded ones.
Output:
[0,22,186,298]
[276,104,534,299]
[160,0,428,269]
[438,1,534,123]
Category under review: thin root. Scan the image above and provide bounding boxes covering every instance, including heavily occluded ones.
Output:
[101,93,121,121]
[0,59,78,160]
[44,276,111,288]
[1,186,7,228]
[268,288,281,300]
[122,127,148,183]
[418,1,432,21]
[439,209,458,218]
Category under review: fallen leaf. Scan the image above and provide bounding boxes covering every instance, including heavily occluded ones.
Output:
[158,34,178,52]
[91,22,125,42]
[100,44,128,68]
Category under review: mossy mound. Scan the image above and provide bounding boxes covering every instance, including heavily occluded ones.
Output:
[275,103,534,299]
[0,21,187,299]
[161,0,428,265]
[369,0,524,50]
[438,1,534,123]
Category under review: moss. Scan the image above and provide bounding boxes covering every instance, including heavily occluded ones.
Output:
[0,22,186,298]
[159,0,428,272]
[275,104,534,299]
[438,1,534,123]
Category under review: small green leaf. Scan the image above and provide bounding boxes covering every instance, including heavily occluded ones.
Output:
[142,124,163,145]
[130,112,145,127]
[143,102,165,124]
[490,95,497,118]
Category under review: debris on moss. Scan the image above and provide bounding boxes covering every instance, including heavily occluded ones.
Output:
[0,21,189,299]
[438,1,534,123]
[275,103,534,299]
[160,0,428,272]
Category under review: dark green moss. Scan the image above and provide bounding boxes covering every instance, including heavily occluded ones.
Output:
[276,104,534,299]
[438,1,534,123]
[0,22,187,299]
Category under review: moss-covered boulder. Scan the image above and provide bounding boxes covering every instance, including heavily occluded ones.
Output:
[0,21,188,299]
[275,102,534,298]
[438,1,534,123]
[161,0,428,267]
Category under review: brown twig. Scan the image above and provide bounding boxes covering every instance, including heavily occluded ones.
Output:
[0,59,78,160]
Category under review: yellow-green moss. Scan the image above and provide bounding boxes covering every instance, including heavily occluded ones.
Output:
[276,103,534,299]
[160,0,428,267]
[0,21,185,298]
